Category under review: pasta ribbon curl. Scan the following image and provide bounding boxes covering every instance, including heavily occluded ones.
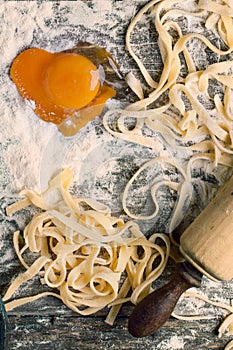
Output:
[104,0,233,166]
[102,0,233,243]
[4,169,170,325]
[172,291,233,350]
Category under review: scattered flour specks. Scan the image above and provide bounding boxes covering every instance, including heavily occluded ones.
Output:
[159,335,185,349]
[0,0,136,195]
[0,3,233,349]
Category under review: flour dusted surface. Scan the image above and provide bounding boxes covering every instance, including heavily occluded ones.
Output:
[0,0,137,272]
[0,1,135,194]
[1,1,233,350]
[159,335,185,349]
[0,0,171,227]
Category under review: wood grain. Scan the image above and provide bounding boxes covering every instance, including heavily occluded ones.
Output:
[6,314,230,350]
[1,1,233,349]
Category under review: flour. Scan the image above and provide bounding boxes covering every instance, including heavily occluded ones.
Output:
[0,1,137,196]
[0,0,170,229]
[159,335,185,349]
[1,0,170,271]
[0,0,141,275]
[1,2,233,349]
[0,0,231,258]
[0,0,225,198]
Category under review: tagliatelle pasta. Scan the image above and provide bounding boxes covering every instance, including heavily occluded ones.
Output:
[103,0,233,165]
[3,169,170,325]
[103,0,233,346]
[3,0,233,346]
[102,0,233,239]
[225,340,233,350]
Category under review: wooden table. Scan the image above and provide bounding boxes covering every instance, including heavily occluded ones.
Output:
[6,311,232,350]
[4,271,232,350]
[1,1,233,349]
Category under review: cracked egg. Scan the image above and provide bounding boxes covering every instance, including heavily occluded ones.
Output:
[10,42,122,136]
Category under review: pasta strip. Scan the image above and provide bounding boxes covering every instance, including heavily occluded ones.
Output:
[172,290,233,348]
[102,0,233,231]
[102,2,233,346]
[4,169,170,325]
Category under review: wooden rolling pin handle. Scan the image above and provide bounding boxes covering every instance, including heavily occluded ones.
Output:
[128,261,202,337]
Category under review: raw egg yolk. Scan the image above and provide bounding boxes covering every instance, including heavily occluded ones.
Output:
[44,53,100,109]
[10,47,116,131]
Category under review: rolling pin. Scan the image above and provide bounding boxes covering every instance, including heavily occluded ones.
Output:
[128,174,233,337]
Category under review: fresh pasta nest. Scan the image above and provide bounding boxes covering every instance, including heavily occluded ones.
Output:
[3,169,170,325]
